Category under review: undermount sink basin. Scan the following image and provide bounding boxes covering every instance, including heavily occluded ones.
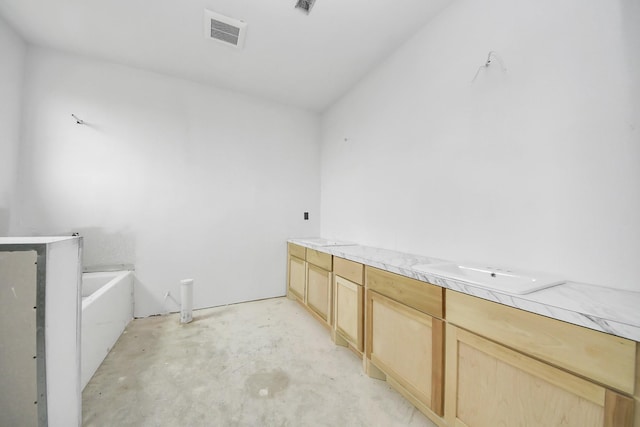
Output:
[412,263,564,295]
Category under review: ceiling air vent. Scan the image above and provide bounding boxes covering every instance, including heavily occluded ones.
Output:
[203,10,247,48]
[295,0,316,14]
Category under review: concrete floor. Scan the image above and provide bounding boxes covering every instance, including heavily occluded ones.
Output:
[83,297,437,427]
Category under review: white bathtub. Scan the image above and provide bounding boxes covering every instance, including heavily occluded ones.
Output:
[81,270,134,390]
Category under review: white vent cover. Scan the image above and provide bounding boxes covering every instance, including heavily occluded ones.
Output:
[203,10,247,48]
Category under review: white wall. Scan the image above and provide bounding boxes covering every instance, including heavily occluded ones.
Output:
[0,15,26,235]
[45,238,82,427]
[14,48,320,316]
[321,0,640,290]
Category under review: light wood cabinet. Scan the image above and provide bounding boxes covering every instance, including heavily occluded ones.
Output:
[333,257,364,353]
[447,290,637,394]
[288,255,306,301]
[334,275,363,351]
[334,256,364,285]
[445,324,634,427]
[286,241,640,427]
[287,242,305,260]
[307,264,332,322]
[366,266,443,317]
[446,290,638,427]
[306,248,332,271]
[287,243,306,302]
[286,242,333,328]
[365,267,444,423]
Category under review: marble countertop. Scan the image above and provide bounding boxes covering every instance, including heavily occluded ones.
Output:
[288,238,640,342]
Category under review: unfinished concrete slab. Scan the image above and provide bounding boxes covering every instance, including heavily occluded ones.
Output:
[83,297,436,426]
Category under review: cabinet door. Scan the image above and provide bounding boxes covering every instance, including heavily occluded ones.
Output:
[288,256,306,301]
[366,290,444,417]
[445,324,634,427]
[447,291,636,394]
[306,264,331,323]
[334,275,363,351]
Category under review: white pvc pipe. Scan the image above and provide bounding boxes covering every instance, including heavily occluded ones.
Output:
[180,279,194,324]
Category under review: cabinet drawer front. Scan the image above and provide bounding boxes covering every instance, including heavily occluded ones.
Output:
[306,248,332,271]
[365,267,443,318]
[447,290,637,394]
[334,276,363,351]
[334,257,363,285]
[288,243,306,260]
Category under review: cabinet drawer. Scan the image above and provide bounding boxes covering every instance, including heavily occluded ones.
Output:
[445,324,634,427]
[306,248,332,271]
[365,267,443,318]
[288,242,306,260]
[334,257,363,285]
[446,290,637,394]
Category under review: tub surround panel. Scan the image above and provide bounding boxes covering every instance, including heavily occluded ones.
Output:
[289,239,640,342]
[81,270,133,390]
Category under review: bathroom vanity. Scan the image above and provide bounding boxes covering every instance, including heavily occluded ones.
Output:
[286,242,333,327]
[287,239,640,427]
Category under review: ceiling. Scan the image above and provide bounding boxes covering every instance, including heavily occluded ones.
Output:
[0,0,451,112]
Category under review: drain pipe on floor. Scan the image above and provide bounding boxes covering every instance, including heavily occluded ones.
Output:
[180,279,194,324]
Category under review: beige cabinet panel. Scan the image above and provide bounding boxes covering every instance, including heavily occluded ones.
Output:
[287,243,306,260]
[288,256,306,301]
[366,290,444,418]
[306,248,332,271]
[445,324,634,427]
[307,264,331,323]
[334,257,363,285]
[447,290,636,394]
[366,266,443,318]
[334,276,363,351]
